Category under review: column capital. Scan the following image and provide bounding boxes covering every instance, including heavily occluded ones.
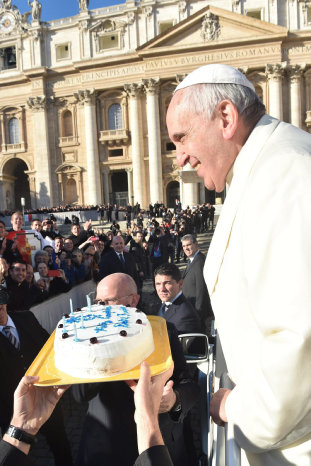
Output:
[143,6,153,17]
[124,82,143,98]
[143,78,160,96]
[126,167,133,173]
[27,95,46,111]
[179,0,187,13]
[73,88,96,105]
[288,64,306,82]
[176,73,187,84]
[265,63,286,82]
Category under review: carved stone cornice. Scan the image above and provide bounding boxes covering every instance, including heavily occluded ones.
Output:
[73,89,96,105]
[27,95,46,111]
[143,78,160,96]
[201,11,220,42]
[287,64,306,82]
[124,82,143,98]
[265,63,286,82]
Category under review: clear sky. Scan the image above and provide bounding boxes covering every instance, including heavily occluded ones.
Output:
[13,0,123,22]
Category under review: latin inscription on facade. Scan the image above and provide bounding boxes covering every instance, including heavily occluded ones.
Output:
[42,43,311,91]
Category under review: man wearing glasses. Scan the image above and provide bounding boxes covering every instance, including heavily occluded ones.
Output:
[72,273,199,466]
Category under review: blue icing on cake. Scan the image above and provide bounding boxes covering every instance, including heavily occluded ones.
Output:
[54,304,155,378]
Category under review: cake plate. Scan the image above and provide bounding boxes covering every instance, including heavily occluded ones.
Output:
[25,316,172,386]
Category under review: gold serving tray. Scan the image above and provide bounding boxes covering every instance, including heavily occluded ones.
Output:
[26,316,172,386]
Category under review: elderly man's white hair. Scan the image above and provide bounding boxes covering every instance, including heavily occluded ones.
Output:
[174,63,265,127]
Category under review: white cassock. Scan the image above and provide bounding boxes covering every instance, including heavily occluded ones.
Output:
[204,114,311,465]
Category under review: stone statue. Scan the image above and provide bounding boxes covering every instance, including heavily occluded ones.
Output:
[201,11,220,42]
[28,0,41,21]
[79,0,89,11]
[2,0,12,9]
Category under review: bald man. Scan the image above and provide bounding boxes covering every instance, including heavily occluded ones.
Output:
[73,273,199,466]
[97,236,140,290]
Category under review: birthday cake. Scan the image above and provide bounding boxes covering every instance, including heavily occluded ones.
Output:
[54,304,154,378]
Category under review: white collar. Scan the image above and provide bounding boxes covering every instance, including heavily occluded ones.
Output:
[189,249,200,262]
[0,315,16,331]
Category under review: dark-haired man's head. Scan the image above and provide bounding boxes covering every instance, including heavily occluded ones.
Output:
[9,261,27,284]
[154,263,183,303]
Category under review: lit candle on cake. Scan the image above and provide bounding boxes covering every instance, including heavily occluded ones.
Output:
[70,298,74,316]
[62,316,66,332]
[80,310,85,329]
[73,320,79,341]
[86,295,92,312]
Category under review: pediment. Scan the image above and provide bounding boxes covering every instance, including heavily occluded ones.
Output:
[89,18,126,33]
[55,163,82,174]
[138,5,287,53]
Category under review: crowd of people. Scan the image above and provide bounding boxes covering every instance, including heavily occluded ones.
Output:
[0,203,216,314]
[0,203,214,465]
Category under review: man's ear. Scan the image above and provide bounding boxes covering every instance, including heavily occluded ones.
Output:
[132,293,140,307]
[217,100,239,140]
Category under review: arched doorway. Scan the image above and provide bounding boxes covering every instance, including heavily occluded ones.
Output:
[166,181,180,208]
[110,171,128,206]
[2,158,31,210]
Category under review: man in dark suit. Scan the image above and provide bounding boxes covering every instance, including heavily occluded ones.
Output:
[73,273,199,466]
[0,288,73,466]
[181,234,214,333]
[154,262,202,335]
[98,235,140,289]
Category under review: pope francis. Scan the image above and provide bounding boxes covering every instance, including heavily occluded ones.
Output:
[167,63,311,465]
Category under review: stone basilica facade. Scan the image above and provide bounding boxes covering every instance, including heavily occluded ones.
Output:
[0,0,311,210]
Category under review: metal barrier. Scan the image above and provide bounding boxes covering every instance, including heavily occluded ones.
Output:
[178,332,242,466]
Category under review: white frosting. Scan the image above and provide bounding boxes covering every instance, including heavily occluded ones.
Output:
[54,304,154,378]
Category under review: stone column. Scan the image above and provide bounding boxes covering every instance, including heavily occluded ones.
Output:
[74,89,101,205]
[265,63,285,120]
[181,165,199,207]
[103,167,110,204]
[0,112,5,152]
[288,64,305,128]
[126,168,133,205]
[178,171,184,207]
[27,96,53,207]
[199,182,205,204]
[143,78,163,204]
[124,83,145,206]
[25,170,37,209]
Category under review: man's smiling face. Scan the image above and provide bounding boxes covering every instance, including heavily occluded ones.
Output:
[166,89,230,193]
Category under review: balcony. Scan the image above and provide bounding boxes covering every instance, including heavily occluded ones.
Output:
[58,136,79,147]
[2,142,25,153]
[99,129,130,146]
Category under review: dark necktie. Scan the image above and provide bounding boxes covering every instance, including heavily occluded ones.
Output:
[158,303,171,318]
[3,326,19,350]
[118,253,125,264]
